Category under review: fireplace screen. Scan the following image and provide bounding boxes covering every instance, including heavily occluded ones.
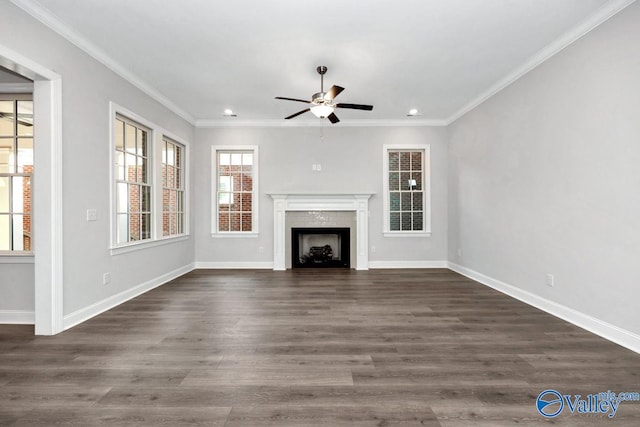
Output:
[292,227,350,268]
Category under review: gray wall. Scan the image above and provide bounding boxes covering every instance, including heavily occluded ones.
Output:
[0,262,34,312]
[0,2,195,317]
[194,126,449,265]
[448,2,640,335]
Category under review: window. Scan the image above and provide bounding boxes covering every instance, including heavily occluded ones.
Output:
[110,103,189,252]
[212,146,258,235]
[0,95,33,252]
[114,114,152,244]
[162,137,185,237]
[383,145,430,235]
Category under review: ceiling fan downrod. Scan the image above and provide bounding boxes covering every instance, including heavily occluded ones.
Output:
[317,66,328,93]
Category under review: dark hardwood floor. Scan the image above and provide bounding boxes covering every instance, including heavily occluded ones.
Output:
[1,268,639,426]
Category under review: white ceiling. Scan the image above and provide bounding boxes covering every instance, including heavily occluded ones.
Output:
[11,0,634,125]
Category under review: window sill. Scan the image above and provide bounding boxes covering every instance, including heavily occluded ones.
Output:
[211,232,259,239]
[110,234,190,256]
[0,253,35,264]
[384,231,432,238]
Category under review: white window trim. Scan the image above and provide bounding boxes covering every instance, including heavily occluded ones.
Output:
[382,144,431,237]
[161,131,190,240]
[161,135,188,238]
[109,102,190,255]
[211,145,259,237]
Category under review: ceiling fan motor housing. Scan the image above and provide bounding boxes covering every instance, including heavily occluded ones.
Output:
[312,92,332,105]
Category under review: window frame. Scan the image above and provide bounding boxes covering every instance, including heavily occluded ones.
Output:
[211,145,259,237]
[161,136,186,238]
[382,144,431,237]
[0,93,34,254]
[113,113,153,245]
[109,102,190,254]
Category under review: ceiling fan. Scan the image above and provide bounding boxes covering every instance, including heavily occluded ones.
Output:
[275,66,374,124]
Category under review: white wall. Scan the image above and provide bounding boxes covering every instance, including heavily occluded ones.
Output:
[0,2,195,322]
[195,126,448,266]
[448,2,640,338]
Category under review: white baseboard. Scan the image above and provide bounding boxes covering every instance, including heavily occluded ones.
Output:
[368,260,448,269]
[448,262,640,355]
[0,310,35,324]
[63,263,195,330]
[195,261,448,270]
[194,261,274,269]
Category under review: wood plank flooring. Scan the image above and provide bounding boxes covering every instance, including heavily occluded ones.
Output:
[1,268,639,426]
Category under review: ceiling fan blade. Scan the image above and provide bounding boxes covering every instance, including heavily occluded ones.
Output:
[327,112,340,124]
[285,108,310,119]
[275,96,310,104]
[325,85,344,101]
[336,103,374,111]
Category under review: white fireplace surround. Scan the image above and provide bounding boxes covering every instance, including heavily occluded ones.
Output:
[269,193,373,270]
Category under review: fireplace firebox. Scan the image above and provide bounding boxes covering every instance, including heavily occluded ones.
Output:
[292,227,350,268]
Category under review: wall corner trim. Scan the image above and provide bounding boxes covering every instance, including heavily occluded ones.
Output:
[62,263,195,331]
[447,262,640,355]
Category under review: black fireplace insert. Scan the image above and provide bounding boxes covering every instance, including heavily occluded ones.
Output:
[292,227,350,268]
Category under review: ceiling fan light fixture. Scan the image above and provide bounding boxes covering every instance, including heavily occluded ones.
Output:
[275,66,373,123]
[310,104,334,118]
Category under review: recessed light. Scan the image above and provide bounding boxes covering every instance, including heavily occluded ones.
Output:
[223,109,237,117]
[407,108,420,116]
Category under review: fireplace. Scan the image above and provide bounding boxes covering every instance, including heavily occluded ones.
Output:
[292,227,350,268]
[269,193,373,270]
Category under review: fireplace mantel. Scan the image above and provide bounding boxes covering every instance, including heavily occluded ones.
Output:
[268,193,373,270]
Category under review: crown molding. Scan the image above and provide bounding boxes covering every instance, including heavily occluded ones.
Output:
[195,118,448,128]
[446,0,637,125]
[11,0,635,129]
[10,0,196,125]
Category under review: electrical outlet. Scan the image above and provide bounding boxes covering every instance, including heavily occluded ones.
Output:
[457,248,462,257]
[102,272,111,285]
[546,273,554,287]
[371,245,376,253]
[312,164,317,171]
[316,164,322,171]
[258,246,264,253]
